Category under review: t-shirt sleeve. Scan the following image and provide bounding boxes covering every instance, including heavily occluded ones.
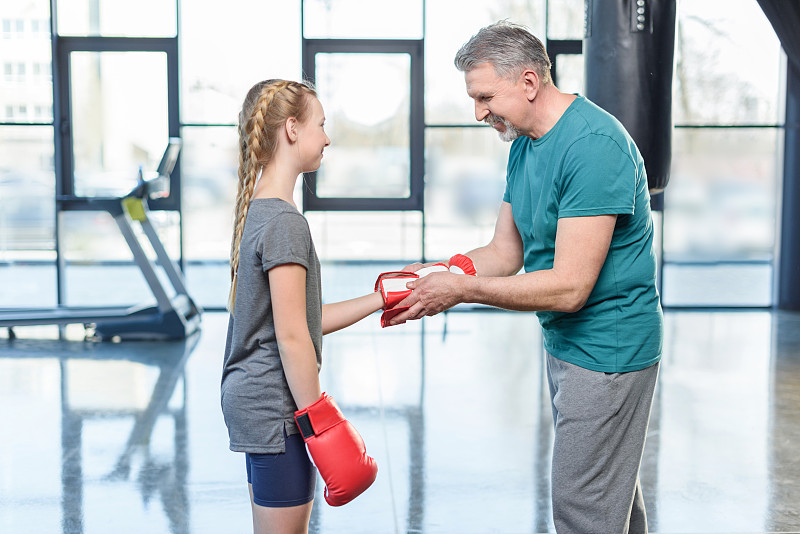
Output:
[257,212,312,272]
[558,133,636,218]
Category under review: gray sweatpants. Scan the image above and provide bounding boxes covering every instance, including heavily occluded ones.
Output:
[546,354,660,534]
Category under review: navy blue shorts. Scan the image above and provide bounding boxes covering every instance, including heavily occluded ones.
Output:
[246,431,317,508]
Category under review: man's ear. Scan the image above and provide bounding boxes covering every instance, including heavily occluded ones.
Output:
[521,69,540,102]
[285,117,299,142]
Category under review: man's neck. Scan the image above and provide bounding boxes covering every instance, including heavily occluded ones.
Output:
[526,86,577,140]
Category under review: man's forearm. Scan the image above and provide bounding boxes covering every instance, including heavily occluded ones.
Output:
[457,269,586,313]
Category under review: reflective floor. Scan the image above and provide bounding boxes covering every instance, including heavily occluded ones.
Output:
[1,309,799,534]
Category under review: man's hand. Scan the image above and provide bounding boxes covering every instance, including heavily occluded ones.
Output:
[386,270,469,325]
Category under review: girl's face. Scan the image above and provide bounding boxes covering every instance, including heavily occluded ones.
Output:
[296,97,331,172]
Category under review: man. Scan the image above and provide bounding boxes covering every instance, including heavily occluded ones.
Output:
[391,21,663,533]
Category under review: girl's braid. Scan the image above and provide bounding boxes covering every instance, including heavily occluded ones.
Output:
[227,80,292,312]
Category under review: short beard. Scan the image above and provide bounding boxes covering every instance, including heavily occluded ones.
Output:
[485,114,521,142]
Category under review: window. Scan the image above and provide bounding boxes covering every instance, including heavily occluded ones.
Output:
[546,0,585,39]
[662,0,783,307]
[56,0,176,37]
[178,0,301,307]
[0,0,788,312]
[425,0,546,126]
[423,0,545,261]
[0,125,56,293]
[69,51,169,197]
[302,41,423,211]
[302,0,423,39]
[31,19,48,35]
[179,0,301,124]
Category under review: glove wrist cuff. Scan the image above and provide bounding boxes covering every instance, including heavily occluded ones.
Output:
[294,393,344,440]
[448,254,477,276]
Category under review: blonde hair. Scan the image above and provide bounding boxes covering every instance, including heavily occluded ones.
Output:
[227,79,317,313]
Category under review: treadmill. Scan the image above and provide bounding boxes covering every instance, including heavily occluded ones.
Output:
[0,138,202,340]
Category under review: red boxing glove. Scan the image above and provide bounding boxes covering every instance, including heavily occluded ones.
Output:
[294,393,377,506]
[374,270,427,310]
[374,255,477,327]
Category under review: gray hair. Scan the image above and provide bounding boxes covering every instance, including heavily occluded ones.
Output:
[454,20,552,85]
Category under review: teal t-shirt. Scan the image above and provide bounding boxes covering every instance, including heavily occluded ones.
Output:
[503,95,662,372]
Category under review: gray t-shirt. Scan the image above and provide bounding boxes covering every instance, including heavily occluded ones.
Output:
[221,198,322,454]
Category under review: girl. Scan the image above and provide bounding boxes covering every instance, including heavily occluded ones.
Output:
[221,79,384,534]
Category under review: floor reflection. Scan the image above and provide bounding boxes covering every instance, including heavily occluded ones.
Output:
[1,310,800,533]
[1,334,197,534]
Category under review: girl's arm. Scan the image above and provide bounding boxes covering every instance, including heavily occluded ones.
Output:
[269,263,321,410]
[322,292,384,335]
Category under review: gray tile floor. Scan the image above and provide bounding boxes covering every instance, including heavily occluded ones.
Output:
[1,309,799,533]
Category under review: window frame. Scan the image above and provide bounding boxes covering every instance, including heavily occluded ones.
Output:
[53,35,180,212]
[301,38,425,211]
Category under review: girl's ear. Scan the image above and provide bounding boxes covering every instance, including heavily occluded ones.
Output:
[285,117,299,142]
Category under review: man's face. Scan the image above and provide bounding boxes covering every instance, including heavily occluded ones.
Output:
[465,63,524,142]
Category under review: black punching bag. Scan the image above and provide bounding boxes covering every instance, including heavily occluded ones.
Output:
[584,0,677,196]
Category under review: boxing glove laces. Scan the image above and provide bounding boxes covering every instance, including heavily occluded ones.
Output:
[294,393,377,506]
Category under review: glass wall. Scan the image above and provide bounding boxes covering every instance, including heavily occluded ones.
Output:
[422,0,544,262]
[0,1,54,307]
[662,0,783,306]
[314,52,411,199]
[56,0,176,37]
[0,0,788,311]
[303,0,423,39]
[70,51,170,197]
[179,0,301,308]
